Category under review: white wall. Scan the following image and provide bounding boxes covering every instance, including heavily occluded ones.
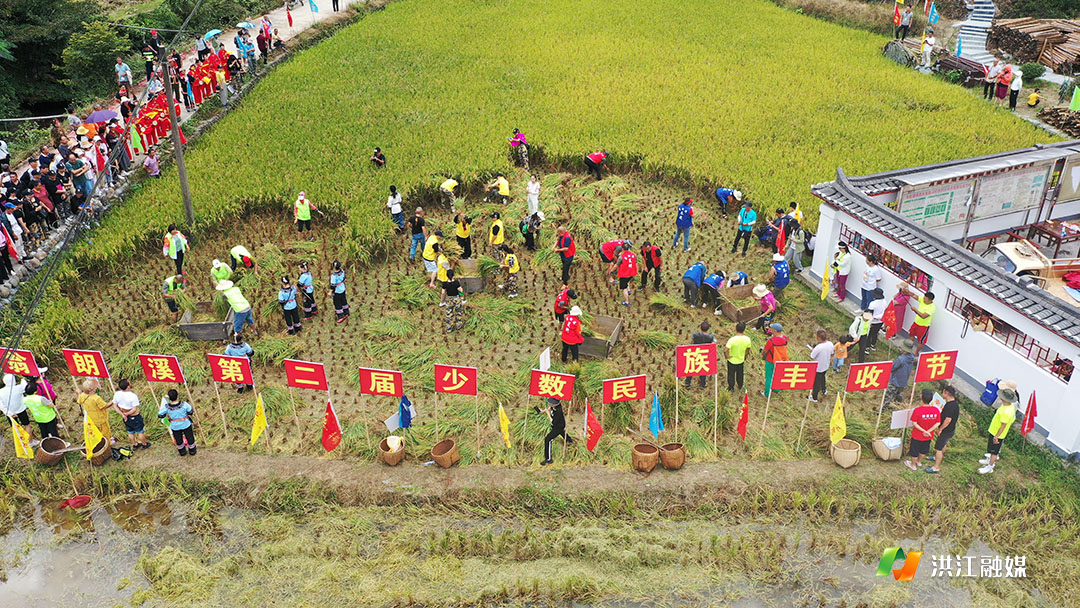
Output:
[812,203,1080,455]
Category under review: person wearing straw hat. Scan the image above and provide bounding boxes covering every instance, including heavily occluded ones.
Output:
[210,259,231,288]
[752,284,776,331]
[560,305,585,363]
[714,187,741,219]
[540,396,573,465]
[216,279,257,335]
[979,388,1018,474]
[158,389,196,456]
[769,252,790,300]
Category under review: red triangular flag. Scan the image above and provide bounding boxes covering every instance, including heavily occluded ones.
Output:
[584,398,603,452]
[883,304,898,339]
[321,399,342,451]
[775,224,786,255]
[1020,391,1038,436]
[287,7,294,27]
[893,3,902,26]
[737,392,749,441]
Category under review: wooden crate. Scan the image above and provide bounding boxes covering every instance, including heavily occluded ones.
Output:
[457,258,487,294]
[580,314,624,359]
[179,307,233,341]
[719,284,759,324]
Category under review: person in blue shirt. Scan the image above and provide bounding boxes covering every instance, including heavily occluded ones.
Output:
[701,271,725,311]
[327,260,350,323]
[224,333,254,393]
[296,262,317,318]
[731,201,757,257]
[728,270,750,286]
[278,276,301,335]
[671,198,694,252]
[714,187,741,219]
[769,253,790,299]
[682,262,706,307]
[158,389,196,456]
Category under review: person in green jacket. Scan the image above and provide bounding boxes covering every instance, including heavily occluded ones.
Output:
[293,191,324,234]
[229,245,256,272]
[210,259,231,288]
[162,224,188,275]
[162,274,187,322]
[216,279,258,336]
[23,382,58,439]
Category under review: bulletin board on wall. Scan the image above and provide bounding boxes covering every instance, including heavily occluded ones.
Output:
[972,163,1050,220]
[896,180,975,228]
[896,162,1052,228]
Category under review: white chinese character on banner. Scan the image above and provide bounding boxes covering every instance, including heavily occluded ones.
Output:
[980,555,1003,578]
[1005,555,1027,578]
[931,555,954,577]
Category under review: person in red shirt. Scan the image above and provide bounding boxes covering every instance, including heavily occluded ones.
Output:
[585,151,607,180]
[639,241,662,292]
[553,287,576,324]
[616,246,638,306]
[599,238,629,282]
[560,305,585,363]
[905,389,941,471]
[554,226,576,287]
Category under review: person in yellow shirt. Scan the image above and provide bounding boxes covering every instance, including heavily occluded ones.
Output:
[498,244,520,298]
[454,210,472,259]
[440,178,458,204]
[488,212,505,261]
[78,378,113,448]
[485,173,510,204]
[423,230,443,288]
[435,245,454,306]
[1027,88,1041,107]
[979,388,1017,474]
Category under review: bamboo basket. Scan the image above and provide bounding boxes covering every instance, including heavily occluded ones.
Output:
[830,438,862,469]
[34,437,68,466]
[81,438,112,466]
[659,443,686,470]
[431,439,461,468]
[631,443,658,472]
[872,438,902,461]
[379,438,405,466]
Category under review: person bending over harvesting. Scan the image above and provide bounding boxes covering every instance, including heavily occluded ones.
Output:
[584,151,607,180]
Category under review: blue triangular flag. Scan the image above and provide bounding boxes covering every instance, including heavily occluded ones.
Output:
[648,393,664,439]
[927,3,939,24]
[309,0,319,13]
[956,37,962,57]
[399,394,412,429]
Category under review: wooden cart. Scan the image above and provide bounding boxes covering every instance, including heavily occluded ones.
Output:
[178,303,234,341]
[718,284,759,323]
[579,314,624,359]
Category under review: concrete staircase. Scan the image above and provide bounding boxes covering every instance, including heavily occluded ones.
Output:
[957,0,997,66]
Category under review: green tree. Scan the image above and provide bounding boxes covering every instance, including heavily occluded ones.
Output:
[61,21,132,101]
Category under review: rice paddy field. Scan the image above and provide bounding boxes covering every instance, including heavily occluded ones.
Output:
[3,0,1080,606]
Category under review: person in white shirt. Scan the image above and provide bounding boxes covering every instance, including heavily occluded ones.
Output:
[984,59,1002,100]
[0,373,30,436]
[809,330,835,402]
[386,185,404,232]
[831,242,852,302]
[867,288,889,353]
[111,378,149,450]
[526,174,541,216]
[922,31,936,67]
[1009,69,1024,111]
[860,254,883,310]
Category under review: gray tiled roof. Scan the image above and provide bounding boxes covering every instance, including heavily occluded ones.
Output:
[811,149,1080,348]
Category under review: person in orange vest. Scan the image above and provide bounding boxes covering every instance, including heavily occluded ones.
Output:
[584,151,607,180]
[639,241,662,292]
[560,305,584,363]
[615,244,638,306]
[554,226,576,287]
[599,238,630,283]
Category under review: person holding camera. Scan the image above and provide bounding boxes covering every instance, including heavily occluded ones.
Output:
[540,397,573,465]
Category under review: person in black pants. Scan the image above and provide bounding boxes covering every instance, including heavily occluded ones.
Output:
[686,321,715,389]
[810,330,833,402]
[554,226,575,287]
[639,241,662,292]
[540,397,573,465]
[332,0,340,10]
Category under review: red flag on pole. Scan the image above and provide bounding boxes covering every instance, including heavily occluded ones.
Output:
[287,7,294,27]
[893,3,902,26]
[882,304,898,339]
[775,225,786,256]
[584,399,603,451]
[924,0,930,14]
[737,392,749,441]
[1,226,18,260]
[321,400,342,451]
[1020,391,1038,436]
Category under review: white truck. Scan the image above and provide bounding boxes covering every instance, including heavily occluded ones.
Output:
[981,240,1080,307]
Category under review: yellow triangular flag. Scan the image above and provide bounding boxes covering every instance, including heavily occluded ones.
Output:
[498,403,511,448]
[830,393,847,445]
[11,418,33,459]
[819,265,830,301]
[83,411,104,460]
[251,393,267,446]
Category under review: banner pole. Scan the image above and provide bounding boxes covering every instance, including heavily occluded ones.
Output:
[212,380,229,440]
[675,381,680,443]
[434,393,439,440]
[182,381,201,432]
[474,393,480,460]
[796,394,812,452]
[287,386,301,430]
[600,397,605,435]
[712,374,719,452]
[146,381,159,414]
[106,374,116,396]
[902,383,917,446]
[640,397,646,434]
[757,391,774,450]
[518,395,529,455]
[874,389,888,436]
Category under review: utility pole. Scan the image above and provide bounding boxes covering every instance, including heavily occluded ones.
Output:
[158,50,195,225]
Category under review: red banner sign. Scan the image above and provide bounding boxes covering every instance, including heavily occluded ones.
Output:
[602,374,646,403]
[357,367,404,397]
[434,364,478,396]
[138,354,185,383]
[61,349,110,379]
[207,353,254,385]
[675,343,718,378]
[770,361,817,391]
[529,369,575,401]
[0,348,40,377]
[915,350,958,383]
[284,359,329,391]
[845,361,893,392]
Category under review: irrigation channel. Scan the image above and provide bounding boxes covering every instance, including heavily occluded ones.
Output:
[0,490,1036,607]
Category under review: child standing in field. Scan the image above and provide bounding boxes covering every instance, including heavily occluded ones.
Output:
[499,244,520,298]
[328,260,350,323]
[832,335,854,372]
[297,262,317,318]
[111,378,149,450]
[158,389,196,456]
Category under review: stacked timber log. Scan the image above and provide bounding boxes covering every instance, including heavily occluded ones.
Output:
[987,18,1080,72]
[937,55,989,87]
[1038,107,1080,138]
